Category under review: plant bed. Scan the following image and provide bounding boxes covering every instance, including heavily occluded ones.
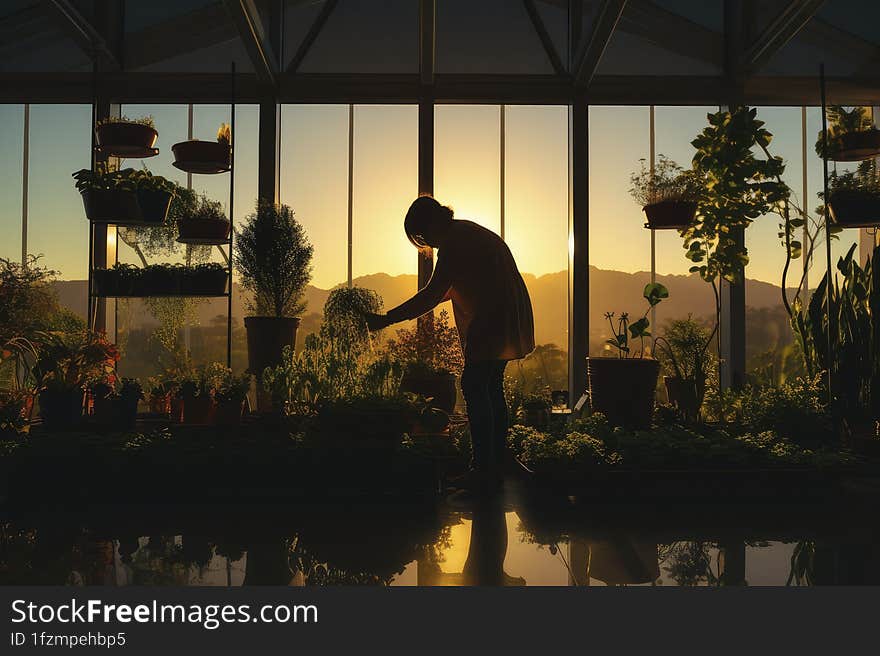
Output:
[828,189,880,228]
[96,118,158,159]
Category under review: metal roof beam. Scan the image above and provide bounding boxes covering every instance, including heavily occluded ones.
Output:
[744,0,826,73]
[223,0,277,85]
[44,0,119,69]
[286,0,338,73]
[522,0,566,76]
[572,0,627,87]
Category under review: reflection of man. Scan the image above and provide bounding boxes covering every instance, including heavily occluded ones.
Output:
[366,197,535,494]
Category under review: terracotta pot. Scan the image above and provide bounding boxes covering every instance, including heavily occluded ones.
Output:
[136,189,173,224]
[80,188,140,223]
[38,388,84,430]
[182,396,215,425]
[215,399,245,426]
[586,357,660,430]
[828,190,880,229]
[245,316,300,377]
[96,122,158,156]
[172,140,231,173]
[400,370,457,413]
[177,218,231,243]
[664,376,699,421]
[643,200,697,230]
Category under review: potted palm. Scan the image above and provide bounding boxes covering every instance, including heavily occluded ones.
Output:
[587,283,667,429]
[177,194,231,244]
[172,123,232,174]
[629,155,699,230]
[95,115,158,158]
[816,106,880,162]
[235,201,313,390]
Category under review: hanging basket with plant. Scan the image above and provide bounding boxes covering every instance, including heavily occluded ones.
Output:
[630,155,699,230]
[177,194,231,244]
[172,122,232,174]
[73,166,174,225]
[825,160,880,229]
[816,106,880,162]
[95,115,158,159]
[586,283,668,430]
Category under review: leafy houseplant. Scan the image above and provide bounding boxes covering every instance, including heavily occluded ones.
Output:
[654,317,715,422]
[177,194,231,243]
[95,115,158,158]
[176,365,217,425]
[172,122,232,174]
[629,155,699,230]
[382,309,464,414]
[586,283,668,429]
[73,165,174,224]
[235,201,314,401]
[684,107,790,388]
[815,106,880,161]
[825,159,880,229]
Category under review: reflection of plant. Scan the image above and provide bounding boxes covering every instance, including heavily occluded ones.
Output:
[787,541,815,586]
[629,155,698,206]
[235,201,313,318]
[815,106,874,157]
[604,283,668,358]
[659,542,719,586]
[382,309,463,377]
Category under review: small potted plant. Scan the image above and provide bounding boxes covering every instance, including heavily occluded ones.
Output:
[235,201,313,392]
[172,122,232,174]
[178,367,215,425]
[91,378,142,429]
[630,155,699,230]
[816,106,880,162]
[586,283,668,429]
[213,367,251,426]
[33,331,120,430]
[184,263,227,296]
[177,194,231,244]
[72,166,139,223]
[146,376,172,416]
[132,169,175,224]
[825,160,880,228]
[95,115,158,158]
[653,317,714,423]
[518,393,552,429]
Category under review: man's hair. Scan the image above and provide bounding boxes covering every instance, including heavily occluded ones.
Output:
[404,196,453,251]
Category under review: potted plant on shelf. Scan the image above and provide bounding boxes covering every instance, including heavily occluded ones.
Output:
[91,378,143,430]
[132,169,175,224]
[235,201,313,395]
[72,166,174,224]
[213,367,251,426]
[825,160,880,228]
[183,263,227,295]
[95,115,158,158]
[146,376,172,416]
[629,155,700,230]
[587,283,668,429]
[177,366,215,425]
[32,331,120,430]
[172,122,232,174]
[382,309,463,414]
[177,194,231,243]
[816,106,880,162]
[518,393,552,429]
[653,317,715,423]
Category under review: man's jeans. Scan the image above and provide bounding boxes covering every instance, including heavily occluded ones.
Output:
[460,360,508,473]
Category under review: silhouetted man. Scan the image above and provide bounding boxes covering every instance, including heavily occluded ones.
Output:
[366,196,535,493]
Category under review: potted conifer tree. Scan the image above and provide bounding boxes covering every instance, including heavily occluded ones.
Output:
[234,201,313,395]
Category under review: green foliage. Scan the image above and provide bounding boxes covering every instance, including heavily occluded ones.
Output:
[97,115,155,129]
[0,256,60,343]
[792,244,880,424]
[815,106,874,158]
[685,107,789,285]
[629,154,699,207]
[212,367,251,403]
[654,316,715,418]
[179,193,227,223]
[235,201,313,318]
[32,331,120,393]
[381,309,464,377]
[604,283,668,358]
[72,166,174,194]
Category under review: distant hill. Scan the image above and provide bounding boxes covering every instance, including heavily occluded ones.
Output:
[53,268,791,349]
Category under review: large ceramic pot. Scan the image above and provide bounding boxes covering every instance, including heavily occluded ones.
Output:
[586,357,660,429]
[245,317,300,377]
[38,388,84,430]
[642,200,697,230]
[80,188,140,223]
[399,370,457,413]
[828,190,880,229]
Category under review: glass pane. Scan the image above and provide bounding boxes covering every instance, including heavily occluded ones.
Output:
[588,106,651,356]
[351,104,418,309]
[435,105,501,234]
[0,104,23,263]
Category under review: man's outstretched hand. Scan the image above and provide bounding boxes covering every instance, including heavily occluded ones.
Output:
[364,312,392,332]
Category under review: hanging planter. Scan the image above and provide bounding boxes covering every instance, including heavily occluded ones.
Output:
[828,189,880,228]
[73,168,174,225]
[95,117,158,158]
[172,123,232,174]
[643,200,697,230]
[833,129,880,162]
[80,188,140,223]
[183,263,228,295]
[629,156,699,231]
[136,188,173,224]
[177,195,231,244]
[817,107,880,162]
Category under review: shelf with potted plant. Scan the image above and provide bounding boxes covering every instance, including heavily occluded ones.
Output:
[94,115,159,159]
[90,263,229,298]
[629,155,699,230]
[817,105,880,163]
[176,193,232,246]
[73,165,175,227]
[172,122,232,174]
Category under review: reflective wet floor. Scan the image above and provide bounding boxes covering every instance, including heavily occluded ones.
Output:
[3,482,879,586]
